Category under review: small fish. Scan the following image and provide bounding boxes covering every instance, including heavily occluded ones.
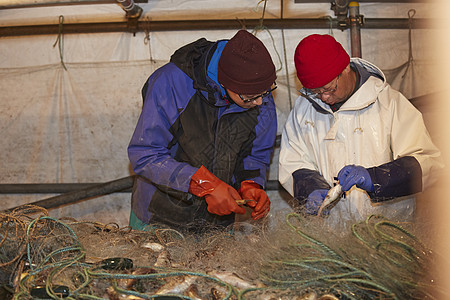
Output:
[318,294,339,300]
[142,242,165,252]
[317,184,343,217]
[211,287,237,300]
[126,267,156,289]
[155,275,197,295]
[186,284,204,300]
[207,270,257,290]
[154,250,171,268]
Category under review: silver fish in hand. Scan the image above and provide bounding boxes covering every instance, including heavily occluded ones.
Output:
[317,184,343,217]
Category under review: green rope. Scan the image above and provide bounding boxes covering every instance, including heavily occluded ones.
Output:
[25,216,82,272]
[329,277,397,299]
[71,267,92,295]
[258,213,433,299]
[352,215,430,271]
[52,15,68,71]
[285,213,342,260]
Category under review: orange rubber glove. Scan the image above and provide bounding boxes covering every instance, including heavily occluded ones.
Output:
[238,180,270,220]
[189,166,246,216]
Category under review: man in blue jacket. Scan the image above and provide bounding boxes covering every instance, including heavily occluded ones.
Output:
[128,30,277,234]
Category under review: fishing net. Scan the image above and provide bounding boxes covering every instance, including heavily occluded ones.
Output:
[0,204,447,300]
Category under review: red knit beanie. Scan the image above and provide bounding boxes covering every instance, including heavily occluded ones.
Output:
[218,30,276,94]
[294,34,350,89]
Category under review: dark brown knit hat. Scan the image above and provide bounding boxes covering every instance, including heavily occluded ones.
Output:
[218,30,276,94]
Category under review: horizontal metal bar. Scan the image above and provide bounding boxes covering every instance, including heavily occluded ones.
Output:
[2,176,135,211]
[0,182,132,194]
[0,0,424,9]
[0,17,433,37]
[363,18,431,29]
[1,176,284,214]
[0,178,283,194]
[0,0,147,9]
[0,0,429,9]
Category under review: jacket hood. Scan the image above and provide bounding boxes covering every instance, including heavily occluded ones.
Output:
[342,58,387,110]
[170,38,214,90]
[352,57,386,82]
[170,38,227,106]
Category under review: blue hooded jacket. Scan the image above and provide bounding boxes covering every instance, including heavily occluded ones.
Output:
[128,37,277,232]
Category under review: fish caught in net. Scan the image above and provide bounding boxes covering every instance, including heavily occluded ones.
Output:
[0,205,447,299]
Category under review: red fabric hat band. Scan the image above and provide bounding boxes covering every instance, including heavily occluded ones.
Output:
[218,30,276,94]
[294,34,350,89]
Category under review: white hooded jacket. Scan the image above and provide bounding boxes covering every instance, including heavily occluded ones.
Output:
[278,58,443,222]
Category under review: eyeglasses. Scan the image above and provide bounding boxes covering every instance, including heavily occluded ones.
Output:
[304,75,340,97]
[239,84,277,103]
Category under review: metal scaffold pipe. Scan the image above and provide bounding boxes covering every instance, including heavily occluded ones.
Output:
[349,1,362,58]
[1,177,283,213]
[0,178,283,194]
[0,18,433,37]
[2,176,135,212]
[116,0,142,18]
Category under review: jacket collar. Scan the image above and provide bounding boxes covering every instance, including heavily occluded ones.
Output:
[301,58,387,113]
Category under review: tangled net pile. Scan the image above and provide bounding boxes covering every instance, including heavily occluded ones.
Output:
[0,205,447,299]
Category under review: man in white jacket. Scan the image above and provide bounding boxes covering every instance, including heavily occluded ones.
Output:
[278,34,443,222]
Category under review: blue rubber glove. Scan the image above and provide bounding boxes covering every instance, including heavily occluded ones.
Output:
[337,165,374,193]
[305,189,330,216]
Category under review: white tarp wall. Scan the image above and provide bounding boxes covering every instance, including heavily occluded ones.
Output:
[0,1,443,226]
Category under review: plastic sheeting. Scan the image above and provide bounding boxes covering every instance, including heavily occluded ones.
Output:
[0,59,159,224]
[0,1,443,226]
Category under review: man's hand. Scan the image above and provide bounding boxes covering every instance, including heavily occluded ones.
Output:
[238,180,270,220]
[337,165,374,192]
[189,166,246,216]
[305,189,329,216]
